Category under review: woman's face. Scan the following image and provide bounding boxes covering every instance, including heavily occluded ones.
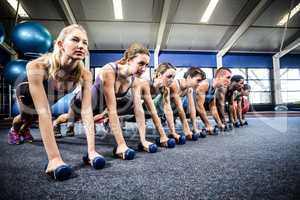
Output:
[60,29,88,60]
[189,74,205,88]
[234,79,245,91]
[128,53,150,77]
[160,68,176,87]
[241,88,250,96]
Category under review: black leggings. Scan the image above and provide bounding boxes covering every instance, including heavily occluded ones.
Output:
[14,82,38,131]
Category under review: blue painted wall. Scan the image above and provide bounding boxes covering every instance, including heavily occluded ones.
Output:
[223,53,273,68]
[158,51,216,67]
[90,50,300,69]
[280,54,300,68]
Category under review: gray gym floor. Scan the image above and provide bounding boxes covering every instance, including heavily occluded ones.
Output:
[0,117,299,200]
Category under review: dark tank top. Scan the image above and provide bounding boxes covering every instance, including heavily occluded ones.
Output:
[16,59,78,106]
[73,62,135,114]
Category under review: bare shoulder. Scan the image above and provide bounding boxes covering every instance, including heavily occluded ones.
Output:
[26,55,49,78]
[27,55,48,69]
[196,79,209,92]
[81,68,93,81]
[100,64,116,81]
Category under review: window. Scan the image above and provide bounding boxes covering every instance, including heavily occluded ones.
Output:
[248,80,270,91]
[281,92,300,103]
[249,92,272,104]
[281,80,300,91]
[229,68,247,78]
[280,68,300,79]
[280,68,300,103]
[175,68,187,79]
[247,68,272,104]
[248,68,270,79]
[202,68,213,79]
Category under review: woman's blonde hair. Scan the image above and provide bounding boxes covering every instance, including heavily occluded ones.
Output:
[154,62,176,79]
[118,43,150,65]
[48,24,87,83]
[154,63,176,103]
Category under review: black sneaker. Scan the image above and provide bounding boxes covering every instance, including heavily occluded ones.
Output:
[66,125,75,137]
[54,125,62,138]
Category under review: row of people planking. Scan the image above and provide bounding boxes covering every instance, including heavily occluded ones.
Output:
[7,24,251,181]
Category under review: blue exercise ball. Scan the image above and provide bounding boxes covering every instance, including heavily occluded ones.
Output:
[52,93,76,116]
[0,23,4,44]
[11,22,52,55]
[12,100,20,116]
[4,59,28,85]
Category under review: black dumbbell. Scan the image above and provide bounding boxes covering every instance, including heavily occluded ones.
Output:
[66,125,75,137]
[224,124,230,132]
[213,126,220,135]
[233,122,240,128]
[192,132,200,141]
[53,125,62,138]
[168,134,186,145]
[199,129,207,138]
[103,121,111,132]
[227,123,233,130]
[219,125,227,132]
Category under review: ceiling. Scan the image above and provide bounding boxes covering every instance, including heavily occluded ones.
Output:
[1,0,300,53]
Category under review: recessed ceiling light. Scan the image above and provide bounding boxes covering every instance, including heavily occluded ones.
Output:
[113,0,123,20]
[7,0,29,18]
[277,2,300,26]
[200,0,219,23]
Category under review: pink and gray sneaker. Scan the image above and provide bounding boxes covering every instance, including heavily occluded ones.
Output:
[22,129,34,143]
[8,128,22,145]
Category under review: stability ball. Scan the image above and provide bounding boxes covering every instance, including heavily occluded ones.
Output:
[12,101,20,116]
[11,22,52,55]
[0,23,4,44]
[4,59,28,84]
[52,93,76,116]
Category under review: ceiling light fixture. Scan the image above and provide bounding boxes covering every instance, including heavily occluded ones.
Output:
[200,0,219,23]
[7,0,29,18]
[113,0,123,20]
[277,2,300,26]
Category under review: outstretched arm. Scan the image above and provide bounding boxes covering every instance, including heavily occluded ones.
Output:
[195,85,212,131]
[215,87,226,124]
[163,88,177,135]
[228,94,235,124]
[102,69,127,148]
[236,98,243,124]
[170,84,192,136]
[27,60,64,171]
[187,88,199,132]
[132,79,147,143]
[209,98,224,128]
[141,80,166,137]
[80,69,99,157]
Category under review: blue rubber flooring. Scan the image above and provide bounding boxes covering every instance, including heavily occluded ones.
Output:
[0,117,299,200]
